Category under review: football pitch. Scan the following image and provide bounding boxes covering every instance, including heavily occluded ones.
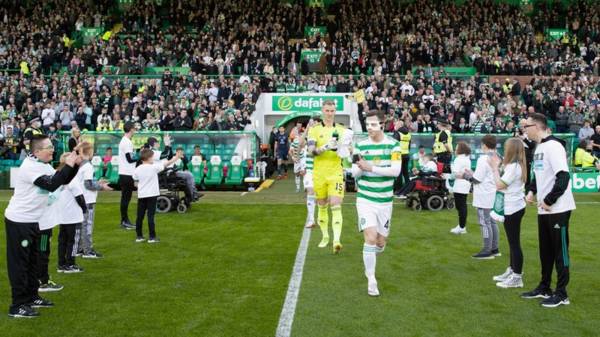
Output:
[0,179,599,337]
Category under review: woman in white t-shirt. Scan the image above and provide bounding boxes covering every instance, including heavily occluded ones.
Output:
[133,149,181,243]
[489,138,527,288]
[450,142,472,235]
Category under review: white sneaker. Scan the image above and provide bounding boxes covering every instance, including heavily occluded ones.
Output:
[368,280,380,297]
[492,267,513,282]
[450,225,467,235]
[496,274,523,288]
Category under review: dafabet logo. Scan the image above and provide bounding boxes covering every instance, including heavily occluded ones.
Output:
[272,96,344,112]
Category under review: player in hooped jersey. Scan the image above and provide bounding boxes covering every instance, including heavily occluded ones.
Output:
[299,118,317,228]
[351,111,402,296]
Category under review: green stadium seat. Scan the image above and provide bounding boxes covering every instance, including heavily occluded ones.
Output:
[91,156,104,179]
[190,155,205,184]
[107,157,120,184]
[204,155,223,186]
[225,156,244,186]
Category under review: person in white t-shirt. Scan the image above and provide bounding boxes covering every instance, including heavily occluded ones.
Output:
[450,142,472,235]
[78,142,112,259]
[4,135,81,318]
[133,148,182,243]
[489,138,527,289]
[469,135,499,259]
[521,113,576,308]
[55,153,88,274]
[118,122,137,230]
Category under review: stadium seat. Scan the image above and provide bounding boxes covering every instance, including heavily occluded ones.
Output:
[107,157,120,184]
[91,156,104,179]
[190,155,205,184]
[225,156,244,186]
[204,155,223,186]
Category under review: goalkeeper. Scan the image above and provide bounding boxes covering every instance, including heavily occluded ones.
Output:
[307,100,349,254]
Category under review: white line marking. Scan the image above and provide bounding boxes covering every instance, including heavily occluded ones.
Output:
[276,227,312,337]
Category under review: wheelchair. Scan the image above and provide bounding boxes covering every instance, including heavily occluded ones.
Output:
[156,167,192,214]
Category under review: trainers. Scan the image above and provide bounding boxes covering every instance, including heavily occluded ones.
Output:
[493,267,513,282]
[333,242,343,254]
[318,236,329,248]
[472,251,494,259]
[8,305,39,318]
[304,222,315,229]
[541,294,570,308]
[521,287,552,299]
[63,265,84,274]
[81,250,103,259]
[29,297,54,308]
[491,249,502,257]
[450,225,467,235]
[121,221,135,230]
[147,237,160,243]
[57,265,69,273]
[135,237,146,243]
[38,280,63,292]
[496,274,523,288]
[368,279,380,297]
[75,250,83,257]
[394,194,407,200]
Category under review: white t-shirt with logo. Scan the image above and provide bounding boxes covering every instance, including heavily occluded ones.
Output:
[80,161,98,204]
[451,154,472,194]
[500,162,526,215]
[472,153,496,209]
[5,157,57,223]
[133,162,165,198]
[118,136,135,175]
[533,138,576,215]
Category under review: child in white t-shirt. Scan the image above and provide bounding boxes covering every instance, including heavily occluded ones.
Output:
[489,138,527,288]
[469,135,499,259]
[133,148,181,243]
[78,142,112,259]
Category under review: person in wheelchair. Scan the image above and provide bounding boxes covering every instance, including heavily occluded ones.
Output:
[395,154,438,199]
[146,136,200,203]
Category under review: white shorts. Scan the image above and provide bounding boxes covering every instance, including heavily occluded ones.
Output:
[294,162,305,174]
[303,171,313,189]
[356,202,393,237]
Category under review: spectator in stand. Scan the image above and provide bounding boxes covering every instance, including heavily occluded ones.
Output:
[578,120,594,141]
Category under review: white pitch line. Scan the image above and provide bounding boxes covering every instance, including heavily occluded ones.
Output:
[275,227,312,337]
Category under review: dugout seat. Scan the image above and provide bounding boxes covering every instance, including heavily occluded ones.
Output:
[204,155,224,186]
[225,155,244,186]
[91,156,104,179]
[107,156,120,184]
[190,155,205,184]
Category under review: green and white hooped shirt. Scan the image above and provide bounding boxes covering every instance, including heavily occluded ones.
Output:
[354,136,401,205]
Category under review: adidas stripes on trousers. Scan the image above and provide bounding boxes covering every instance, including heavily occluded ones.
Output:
[37,229,52,285]
[4,218,40,308]
[538,211,571,297]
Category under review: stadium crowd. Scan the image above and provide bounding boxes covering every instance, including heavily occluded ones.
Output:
[1,0,600,76]
[0,0,600,159]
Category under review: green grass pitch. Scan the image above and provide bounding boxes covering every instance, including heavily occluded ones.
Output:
[0,179,598,337]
